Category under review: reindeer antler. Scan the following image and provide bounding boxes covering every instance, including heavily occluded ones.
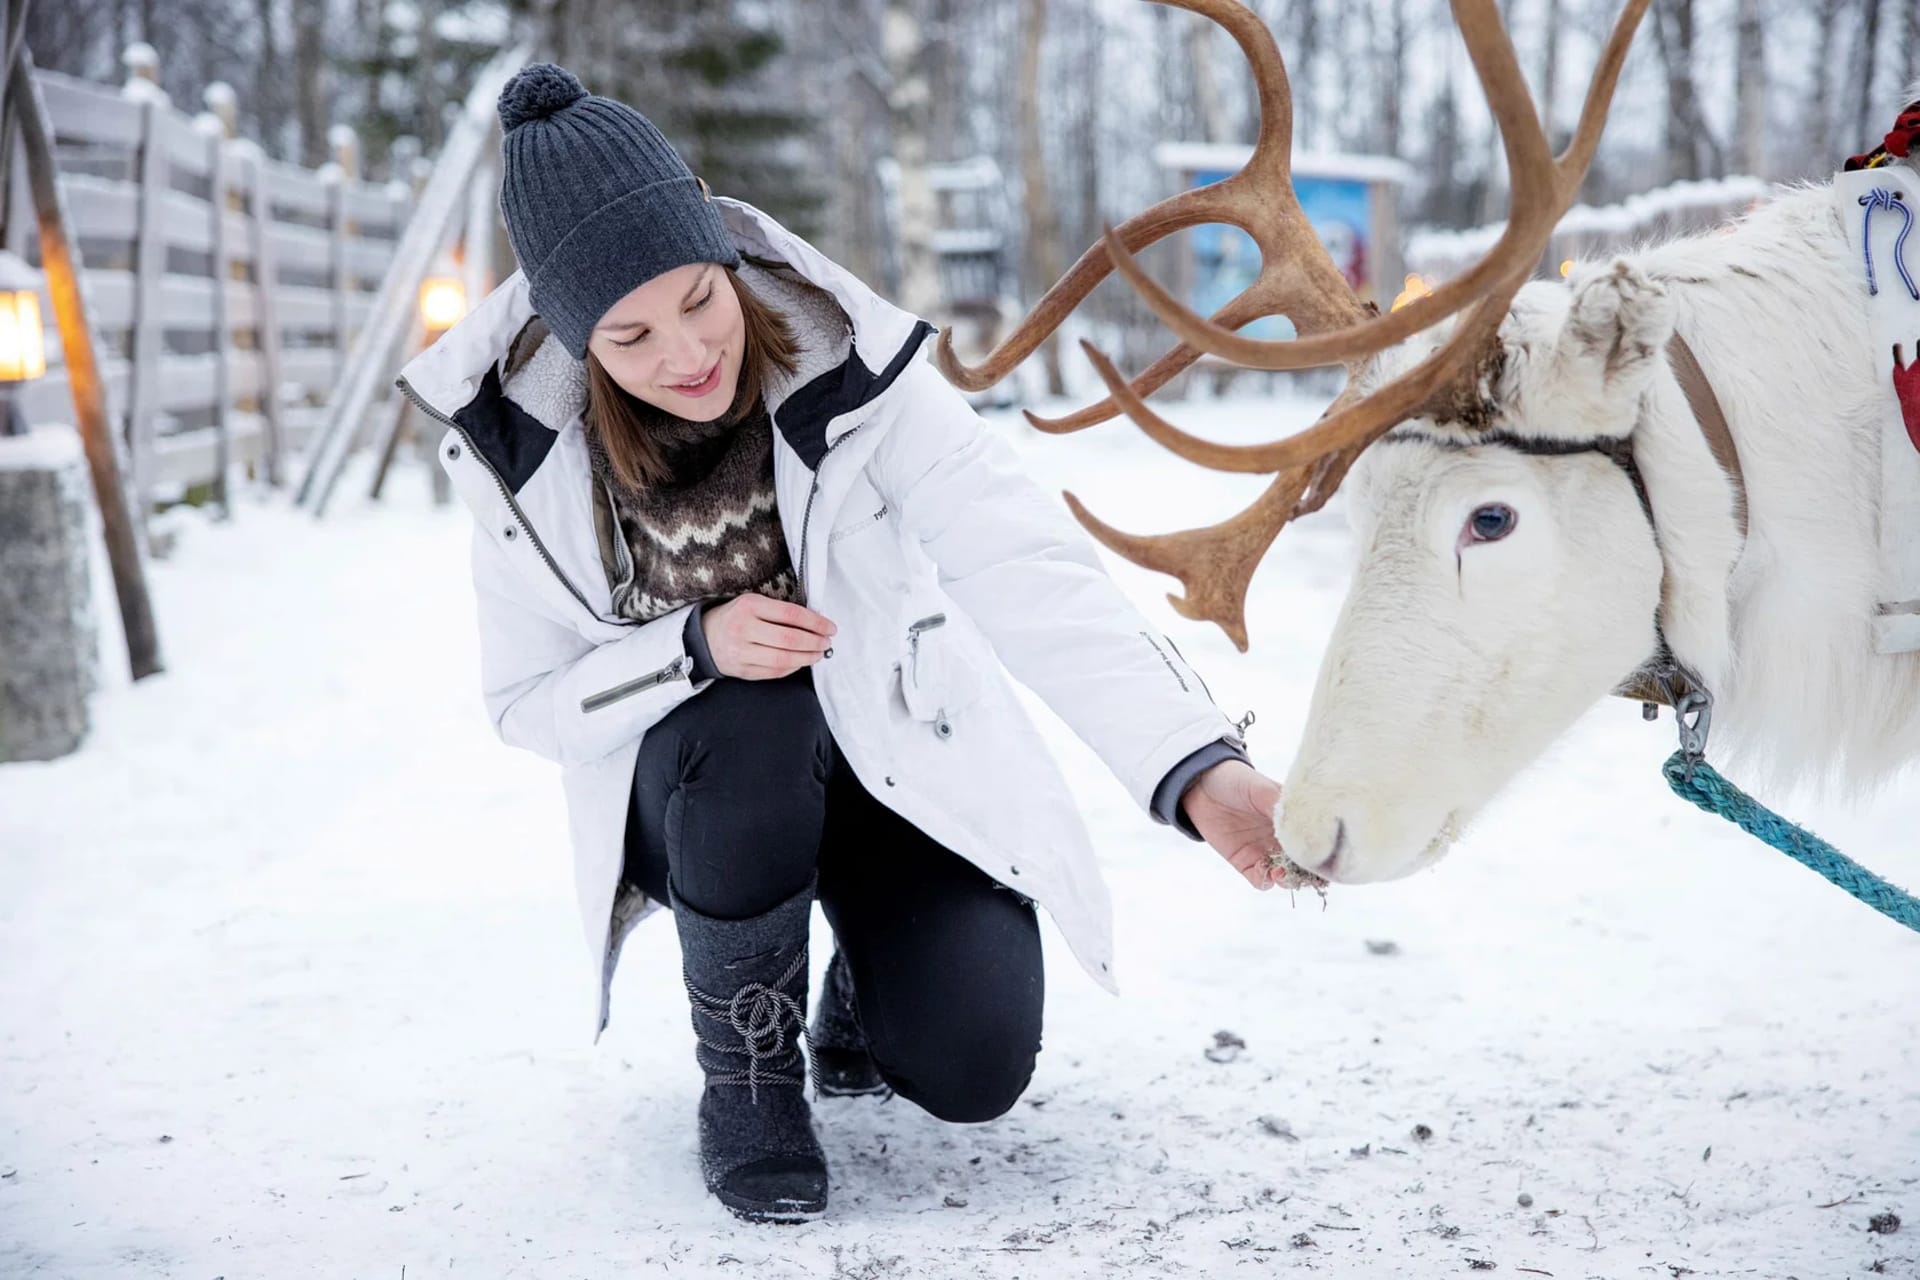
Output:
[941,0,1651,649]
[936,0,1367,432]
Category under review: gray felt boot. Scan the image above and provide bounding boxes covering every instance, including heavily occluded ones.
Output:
[809,947,889,1098]
[675,880,828,1224]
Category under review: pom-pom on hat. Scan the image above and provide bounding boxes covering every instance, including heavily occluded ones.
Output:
[497,63,587,132]
[495,63,740,359]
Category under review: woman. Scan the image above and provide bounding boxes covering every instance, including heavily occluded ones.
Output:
[400,64,1287,1224]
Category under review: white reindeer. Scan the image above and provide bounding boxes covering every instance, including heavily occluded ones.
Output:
[1282,223,1920,881]
[935,0,1920,884]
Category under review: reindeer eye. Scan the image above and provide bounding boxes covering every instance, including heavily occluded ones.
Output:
[1467,503,1518,542]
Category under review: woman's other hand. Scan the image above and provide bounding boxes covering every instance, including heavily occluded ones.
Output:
[702,594,837,680]
[1182,759,1286,891]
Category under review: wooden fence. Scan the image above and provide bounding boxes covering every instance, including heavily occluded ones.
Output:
[1406,175,1773,285]
[9,57,415,507]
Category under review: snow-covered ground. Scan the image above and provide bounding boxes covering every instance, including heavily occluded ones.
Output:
[3,392,1916,1279]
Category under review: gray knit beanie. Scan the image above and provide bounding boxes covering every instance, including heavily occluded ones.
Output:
[496,64,741,359]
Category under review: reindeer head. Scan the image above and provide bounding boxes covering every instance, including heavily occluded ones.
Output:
[1280,265,1684,880]
[937,0,1664,882]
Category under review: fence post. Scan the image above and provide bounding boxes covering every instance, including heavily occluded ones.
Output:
[325,123,357,396]
[12,51,164,679]
[200,83,235,517]
[123,43,169,521]
[244,143,286,486]
[2,95,27,257]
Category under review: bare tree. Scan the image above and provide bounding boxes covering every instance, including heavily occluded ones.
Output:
[1650,0,1720,181]
[413,0,445,153]
[925,0,962,161]
[1018,0,1066,394]
[1152,3,1194,146]
[23,0,115,78]
[291,0,327,166]
[1185,4,1230,144]
[1733,0,1765,175]
[1849,0,1883,146]
[1263,0,1323,148]
[1381,0,1408,156]
[1073,0,1102,250]
[1802,0,1846,161]
[251,0,287,153]
[794,0,892,287]
[1907,0,1919,94]
[886,0,941,317]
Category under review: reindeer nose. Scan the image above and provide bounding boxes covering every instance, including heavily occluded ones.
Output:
[1297,817,1349,879]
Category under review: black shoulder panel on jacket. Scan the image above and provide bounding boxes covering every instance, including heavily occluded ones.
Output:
[774,320,936,470]
[453,365,557,496]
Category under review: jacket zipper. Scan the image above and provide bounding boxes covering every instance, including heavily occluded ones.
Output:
[599,473,640,613]
[794,420,872,600]
[399,376,689,716]
[397,375,604,624]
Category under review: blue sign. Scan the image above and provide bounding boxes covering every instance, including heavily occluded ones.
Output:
[1188,170,1376,339]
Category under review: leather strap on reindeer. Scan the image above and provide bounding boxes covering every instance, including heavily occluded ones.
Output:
[1574,331,1745,714]
[1666,335,1747,539]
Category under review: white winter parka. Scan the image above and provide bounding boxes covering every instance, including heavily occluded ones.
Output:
[399,199,1242,1033]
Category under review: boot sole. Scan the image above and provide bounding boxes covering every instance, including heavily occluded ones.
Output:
[811,1046,889,1098]
[714,1188,828,1224]
[815,1077,891,1099]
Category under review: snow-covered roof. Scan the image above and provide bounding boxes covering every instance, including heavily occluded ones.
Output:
[1153,141,1415,186]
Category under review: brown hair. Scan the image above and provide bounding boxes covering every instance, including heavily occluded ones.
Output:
[584,264,801,491]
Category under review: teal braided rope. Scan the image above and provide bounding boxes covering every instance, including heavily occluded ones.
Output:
[1662,751,1920,934]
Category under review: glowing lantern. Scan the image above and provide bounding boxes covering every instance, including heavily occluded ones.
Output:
[419,277,467,335]
[1390,273,1432,312]
[0,252,46,437]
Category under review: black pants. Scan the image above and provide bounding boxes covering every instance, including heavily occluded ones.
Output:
[624,671,1044,1124]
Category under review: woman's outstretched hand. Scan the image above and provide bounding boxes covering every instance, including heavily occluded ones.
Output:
[1182,759,1286,891]
[702,594,837,680]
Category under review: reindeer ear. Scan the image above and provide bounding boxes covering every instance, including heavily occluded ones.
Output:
[1557,261,1675,399]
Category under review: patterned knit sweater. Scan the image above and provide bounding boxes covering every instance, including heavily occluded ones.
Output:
[585,402,798,623]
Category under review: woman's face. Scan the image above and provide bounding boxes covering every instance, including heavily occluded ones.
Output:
[586,262,745,422]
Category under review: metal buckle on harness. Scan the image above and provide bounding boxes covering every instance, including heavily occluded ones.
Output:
[1656,668,1714,772]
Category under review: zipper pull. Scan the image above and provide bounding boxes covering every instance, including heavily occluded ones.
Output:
[1227,708,1256,749]
[906,613,947,680]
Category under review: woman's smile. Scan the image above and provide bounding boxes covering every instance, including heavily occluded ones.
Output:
[666,360,723,398]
